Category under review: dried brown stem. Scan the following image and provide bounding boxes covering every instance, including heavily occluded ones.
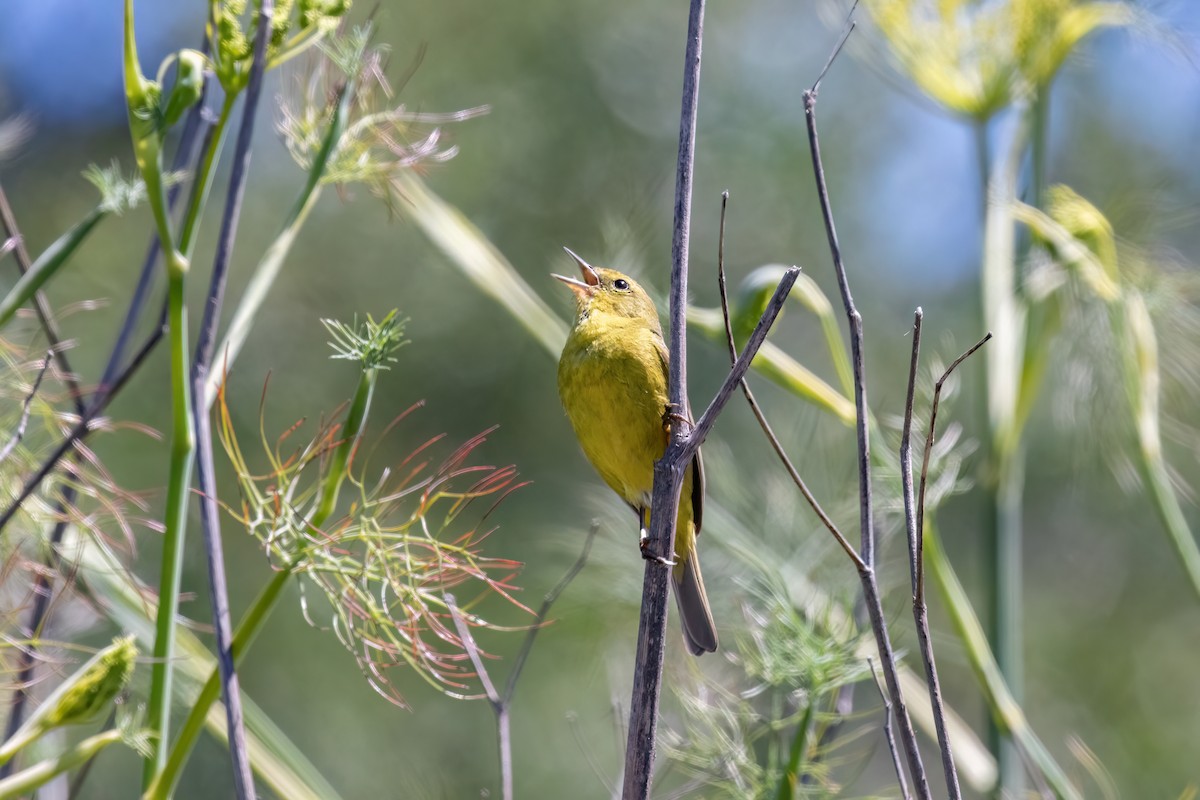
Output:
[869,657,912,800]
[900,309,967,800]
[803,37,931,800]
[915,330,993,601]
[0,349,52,464]
[188,3,276,795]
[714,193,863,569]
[447,522,599,800]
[0,186,86,418]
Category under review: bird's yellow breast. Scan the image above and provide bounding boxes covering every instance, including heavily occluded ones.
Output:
[557,315,669,509]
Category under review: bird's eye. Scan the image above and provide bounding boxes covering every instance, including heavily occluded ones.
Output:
[613,279,630,291]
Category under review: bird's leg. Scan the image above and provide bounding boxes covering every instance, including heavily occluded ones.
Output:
[637,507,677,566]
[662,402,693,437]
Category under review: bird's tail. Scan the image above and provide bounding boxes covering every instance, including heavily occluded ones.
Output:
[671,550,718,655]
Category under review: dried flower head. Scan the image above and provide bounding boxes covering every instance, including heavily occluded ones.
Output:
[277,24,489,214]
[217,386,530,706]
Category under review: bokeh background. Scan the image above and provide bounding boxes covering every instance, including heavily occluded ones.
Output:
[2,0,1199,797]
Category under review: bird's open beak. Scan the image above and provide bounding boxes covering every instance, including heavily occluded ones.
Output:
[553,247,601,299]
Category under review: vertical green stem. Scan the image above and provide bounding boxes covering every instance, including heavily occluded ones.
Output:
[146,567,292,800]
[177,94,236,258]
[991,449,1024,795]
[150,366,378,797]
[1030,86,1049,209]
[314,368,375,524]
[144,261,196,787]
[981,100,1033,800]
[775,701,815,800]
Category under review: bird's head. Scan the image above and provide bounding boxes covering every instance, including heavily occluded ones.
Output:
[553,248,659,324]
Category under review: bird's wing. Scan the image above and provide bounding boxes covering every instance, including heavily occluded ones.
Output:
[654,333,705,536]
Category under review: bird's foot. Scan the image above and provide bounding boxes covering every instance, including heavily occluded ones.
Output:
[662,402,693,435]
[639,534,677,566]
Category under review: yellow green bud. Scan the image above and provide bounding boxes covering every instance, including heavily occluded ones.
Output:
[160,49,207,128]
[44,636,137,728]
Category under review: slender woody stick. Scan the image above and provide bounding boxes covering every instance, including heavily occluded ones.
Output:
[802,46,931,800]
[446,522,599,800]
[622,4,801,795]
[189,3,274,795]
[901,309,965,800]
[0,350,52,464]
[869,658,913,800]
[622,0,706,795]
[714,193,863,569]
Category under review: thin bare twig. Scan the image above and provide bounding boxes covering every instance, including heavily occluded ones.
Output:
[621,0,706,795]
[802,25,931,799]
[714,192,862,568]
[0,186,86,419]
[446,598,509,800]
[504,522,600,702]
[868,658,912,800]
[915,330,993,601]
[900,309,963,800]
[623,4,802,795]
[189,4,276,796]
[0,349,53,464]
[447,522,599,800]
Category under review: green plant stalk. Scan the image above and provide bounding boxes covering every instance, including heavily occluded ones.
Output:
[203,72,358,408]
[0,730,121,800]
[0,208,106,328]
[1116,297,1200,600]
[147,567,290,800]
[144,267,196,786]
[315,367,375,523]
[177,93,237,257]
[123,0,174,267]
[124,0,197,783]
[1141,449,1200,598]
[925,519,1080,800]
[775,700,814,800]
[153,364,378,796]
[981,99,1033,798]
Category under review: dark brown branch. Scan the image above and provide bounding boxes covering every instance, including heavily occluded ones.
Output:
[869,657,912,800]
[802,38,931,800]
[448,523,599,800]
[189,4,276,795]
[900,309,961,800]
[715,193,863,569]
[0,349,53,464]
[622,0,706,796]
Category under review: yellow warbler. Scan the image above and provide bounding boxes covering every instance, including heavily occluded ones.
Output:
[554,248,717,655]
